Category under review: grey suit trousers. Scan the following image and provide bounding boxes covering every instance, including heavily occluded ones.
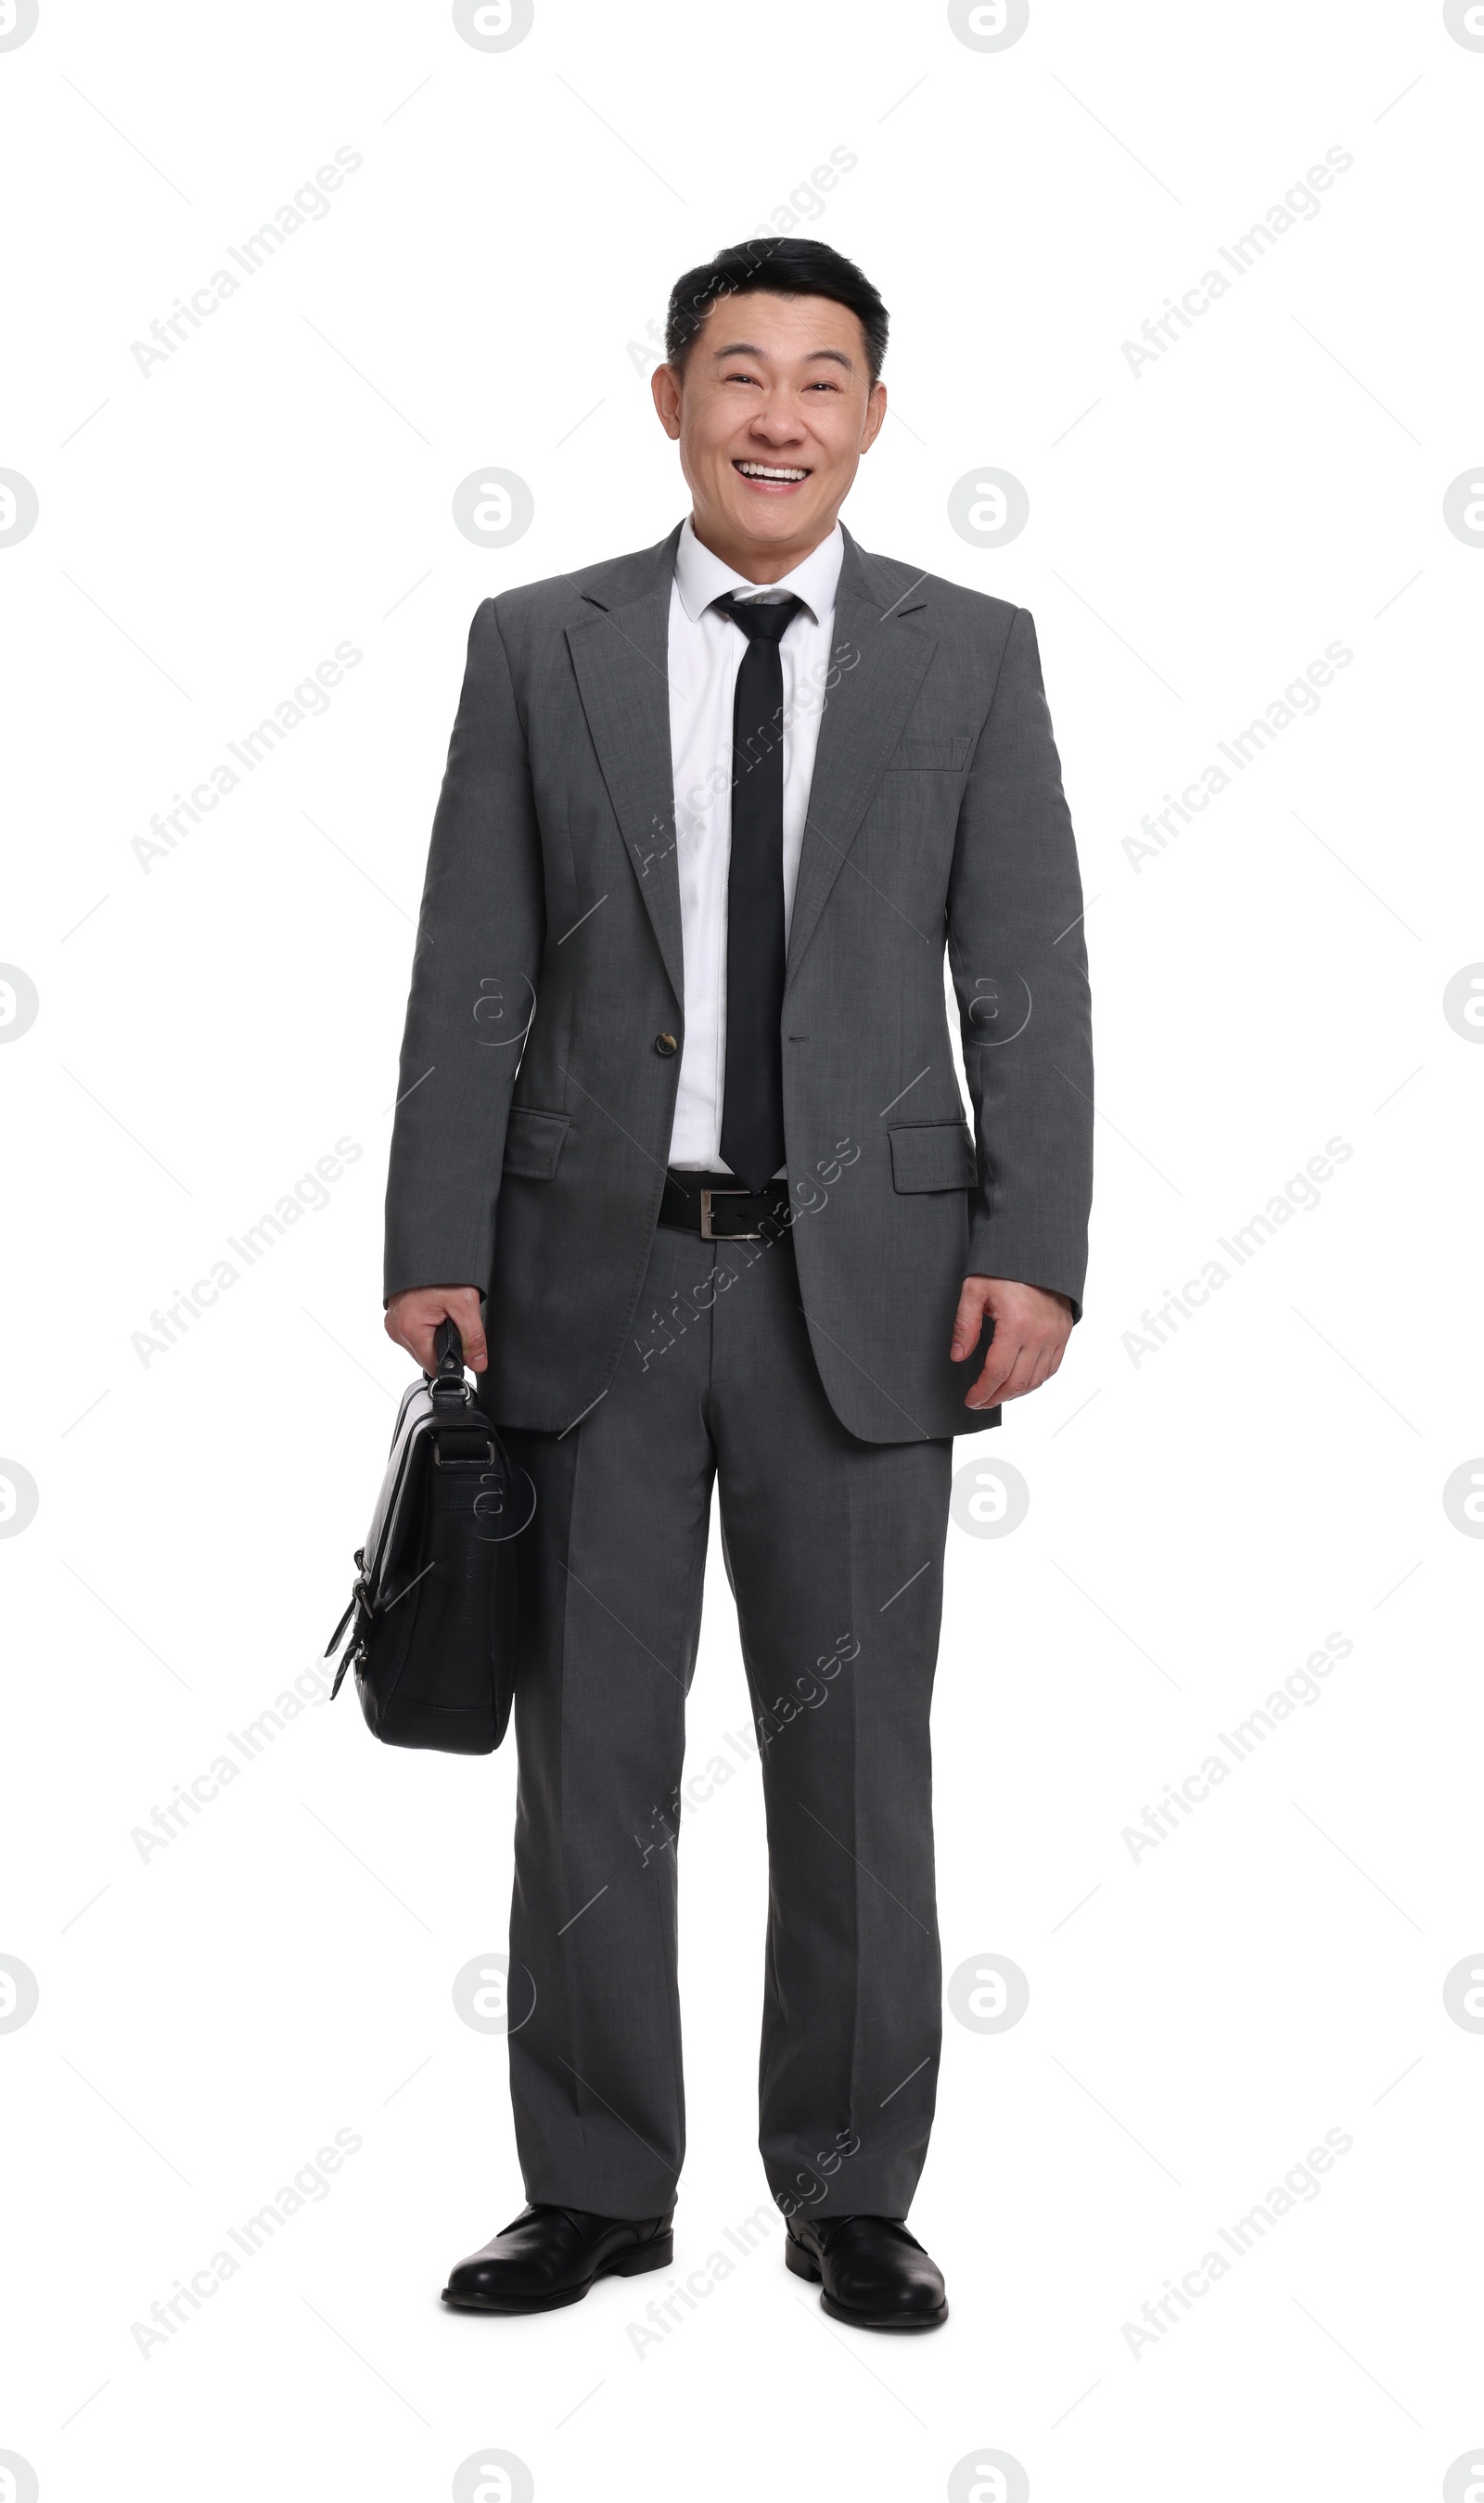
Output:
[491,1213,953,2223]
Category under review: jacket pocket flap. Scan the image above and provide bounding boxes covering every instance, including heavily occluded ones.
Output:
[503,1106,570,1182]
[889,1120,978,1192]
[886,735,972,773]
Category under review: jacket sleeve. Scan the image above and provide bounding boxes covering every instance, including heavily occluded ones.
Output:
[946,606,1094,1316]
[382,599,545,1302]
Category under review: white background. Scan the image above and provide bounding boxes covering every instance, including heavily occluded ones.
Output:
[3,3,1482,2497]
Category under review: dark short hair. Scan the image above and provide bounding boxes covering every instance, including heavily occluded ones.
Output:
[665,238,889,383]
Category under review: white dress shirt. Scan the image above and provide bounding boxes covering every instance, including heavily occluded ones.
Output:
[664,515,844,1174]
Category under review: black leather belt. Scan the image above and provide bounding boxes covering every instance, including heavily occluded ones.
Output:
[659,1169,790,1240]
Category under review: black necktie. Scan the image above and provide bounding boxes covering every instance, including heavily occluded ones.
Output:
[714,590,804,1192]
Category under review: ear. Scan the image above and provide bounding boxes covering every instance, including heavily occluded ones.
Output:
[860,380,888,455]
[650,362,683,441]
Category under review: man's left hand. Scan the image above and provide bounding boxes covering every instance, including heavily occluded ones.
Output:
[951,1277,1075,1409]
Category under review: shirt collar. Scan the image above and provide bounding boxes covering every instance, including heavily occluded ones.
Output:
[673,514,843,626]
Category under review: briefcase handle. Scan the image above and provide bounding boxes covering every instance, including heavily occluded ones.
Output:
[430,1316,473,1408]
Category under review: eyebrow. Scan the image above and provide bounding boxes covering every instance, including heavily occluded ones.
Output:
[710,341,855,371]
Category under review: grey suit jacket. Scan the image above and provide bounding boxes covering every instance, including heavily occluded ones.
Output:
[384,522,1093,1444]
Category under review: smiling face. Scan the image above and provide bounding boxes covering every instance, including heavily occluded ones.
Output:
[651,289,887,582]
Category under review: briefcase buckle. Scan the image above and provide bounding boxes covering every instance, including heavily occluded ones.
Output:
[431,1433,498,1470]
[699,1187,759,1241]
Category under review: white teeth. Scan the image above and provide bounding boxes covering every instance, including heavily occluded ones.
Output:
[736,461,808,481]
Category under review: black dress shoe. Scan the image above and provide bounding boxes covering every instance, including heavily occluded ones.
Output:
[442,2202,674,2314]
[786,2214,948,2330]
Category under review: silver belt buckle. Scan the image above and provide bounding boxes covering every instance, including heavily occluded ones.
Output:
[699,1187,759,1241]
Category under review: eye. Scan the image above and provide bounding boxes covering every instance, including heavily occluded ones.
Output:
[723,368,761,386]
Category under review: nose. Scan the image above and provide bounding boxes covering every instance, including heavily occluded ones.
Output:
[748,394,804,443]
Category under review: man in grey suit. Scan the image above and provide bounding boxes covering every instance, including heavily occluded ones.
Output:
[384,239,1093,2330]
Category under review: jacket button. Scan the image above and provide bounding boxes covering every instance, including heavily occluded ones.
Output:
[654,1033,678,1057]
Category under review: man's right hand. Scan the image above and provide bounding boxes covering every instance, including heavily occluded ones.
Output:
[384,1285,488,1377]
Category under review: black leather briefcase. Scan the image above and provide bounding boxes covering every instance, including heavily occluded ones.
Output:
[325,1320,531,1753]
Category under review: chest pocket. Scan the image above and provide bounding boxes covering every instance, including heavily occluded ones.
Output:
[885,735,972,774]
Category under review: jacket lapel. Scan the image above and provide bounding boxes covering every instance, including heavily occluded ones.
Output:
[563,523,935,1008]
[785,528,936,987]
[565,527,685,1007]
